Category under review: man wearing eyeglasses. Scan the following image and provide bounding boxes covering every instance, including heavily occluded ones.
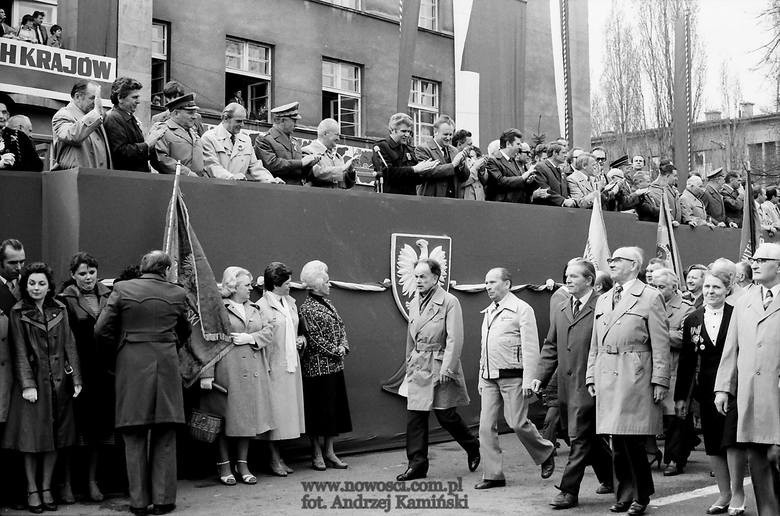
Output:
[715,243,780,516]
[586,247,671,515]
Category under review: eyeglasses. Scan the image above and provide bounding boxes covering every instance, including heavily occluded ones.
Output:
[519,151,531,155]
[606,257,635,264]
[750,258,779,264]
[595,157,607,163]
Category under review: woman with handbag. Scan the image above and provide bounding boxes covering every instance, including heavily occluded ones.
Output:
[2,262,82,514]
[675,269,746,516]
[199,266,275,485]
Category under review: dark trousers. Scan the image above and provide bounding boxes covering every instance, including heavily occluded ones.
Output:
[122,425,177,509]
[663,413,697,465]
[747,444,780,516]
[406,408,479,471]
[559,425,613,496]
[612,435,654,505]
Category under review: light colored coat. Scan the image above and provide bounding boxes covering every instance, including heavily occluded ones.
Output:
[151,118,204,176]
[586,280,671,435]
[663,292,694,415]
[680,189,707,224]
[301,139,355,189]
[405,286,469,411]
[51,101,112,170]
[567,170,597,208]
[201,123,274,181]
[479,291,539,388]
[714,284,780,445]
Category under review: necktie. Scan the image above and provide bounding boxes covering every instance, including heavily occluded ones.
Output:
[230,133,236,147]
[764,289,774,310]
[612,284,623,309]
[573,298,581,317]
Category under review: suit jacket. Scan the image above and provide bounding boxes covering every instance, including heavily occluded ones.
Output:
[103,106,150,172]
[414,139,469,198]
[0,280,19,315]
[567,170,598,208]
[33,24,47,45]
[702,182,727,224]
[254,126,309,185]
[586,280,671,435]
[201,123,274,181]
[680,189,707,224]
[371,136,420,195]
[404,286,469,411]
[532,159,570,206]
[301,139,355,189]
[51,101,112,170]
[479,292,539,385]
[714,285,780,444]
[151,118,204,176]
[721,184,743,226]
[637,182,682,223]
[485,150,531,203]
[539,290,598,437]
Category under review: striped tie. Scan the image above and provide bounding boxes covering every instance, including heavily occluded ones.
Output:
[764,289,774,311]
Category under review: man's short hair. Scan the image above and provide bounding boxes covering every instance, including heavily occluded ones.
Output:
[110,76,143,105]
[658,158,675,176]
[725,172,739,183]
[568,259,596,286]
[767,187,778,201]
[163,80,185,100]
[547,142,564,156]
[139,250,172,276]
[389,112,413,130]
[686,175,703,188]
[499,129,522,149]
[433,115,454,131]
[316,118,340,137]
[652,267,678,287]
[221,102,246,121]
[415,258,441,279]
[595,271,613,292]
[490,267,512,287]
[451,129,471,148]
[573,153,594,171]
[32,11,44,19]
[71,80,92,98]
[592,146,606,155]
[0,238,23,265]
[50,24,62,34]
[736,260,753,281]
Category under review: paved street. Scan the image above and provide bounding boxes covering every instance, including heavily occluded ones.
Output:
[0,433,758,516]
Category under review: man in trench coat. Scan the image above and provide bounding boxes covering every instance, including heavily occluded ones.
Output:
[397,259,480,481]
[715,243,780,516]
[586,247,671,515]
[533,259,613,509]
[95,251,190,515]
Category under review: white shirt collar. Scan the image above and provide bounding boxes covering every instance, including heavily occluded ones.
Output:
[617,278,638,292]
[762,284,780,300]
[574,289,593,306]
[500,149,511,161]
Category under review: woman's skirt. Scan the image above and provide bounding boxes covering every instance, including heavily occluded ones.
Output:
[302,370,352,436]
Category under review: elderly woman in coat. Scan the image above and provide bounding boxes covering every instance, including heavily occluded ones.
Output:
[298,260,352,470]
[585,247,671,515]
[199,266,274,485]
[396,258,479,482]
[257,262,306,476]
[56,252,113,503]
[2,262,82,514]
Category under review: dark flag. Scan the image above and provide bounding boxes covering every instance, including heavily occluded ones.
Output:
[397,0,421,113]
[163,165,233,386]
[738,169,762,261]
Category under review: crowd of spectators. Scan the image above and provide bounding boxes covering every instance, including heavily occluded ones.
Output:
[0,10,62,48]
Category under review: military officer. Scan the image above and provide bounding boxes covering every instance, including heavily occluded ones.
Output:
[254,102,320,185]
[151,93,204,176]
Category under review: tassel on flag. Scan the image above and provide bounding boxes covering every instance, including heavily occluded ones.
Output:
[656,193,684,277]
[583,189,611,271]
[738,169,762,261]
[163,161,233,386]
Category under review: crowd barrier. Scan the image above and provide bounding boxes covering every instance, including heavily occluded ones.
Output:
[0,168,744,455]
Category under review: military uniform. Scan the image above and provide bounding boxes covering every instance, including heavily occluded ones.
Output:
[150,93,204,176]
[254,102,311,185]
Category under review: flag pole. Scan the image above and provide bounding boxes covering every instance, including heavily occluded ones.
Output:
[163,160,182,256]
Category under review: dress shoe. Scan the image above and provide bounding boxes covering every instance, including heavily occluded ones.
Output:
[550,491,578,509]
[473,479,505,490]
[706,504,729,515]
[727,506,745,516]
[663,462,683,476]
[311,458,327,471]
[627,501,647,515]
[269,462,288,477]
[324,457,348,469]
[596,483,614,494]
[40,489,57,511]
[151,504,176,515]
[27,491,44,514]
[129,507,148,516]
[467,451,480,472]
[540,451,555,479]
[396,467,427,481]
[609,501,632,513]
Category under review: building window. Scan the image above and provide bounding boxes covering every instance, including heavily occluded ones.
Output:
[151,21,169,104]
[408,78,439,145]
[418,0,438,30]
[323,0,361,8]
[225,37,272,121]
[322,59,361,137]
[11,0,57,30]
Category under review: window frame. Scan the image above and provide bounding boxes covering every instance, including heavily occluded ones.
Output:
[408,77,440,145]
[225,37,272,80]
[322,58,362,137]
[150,20,171,102]
[323,0,362,9]
[418,0,439,31]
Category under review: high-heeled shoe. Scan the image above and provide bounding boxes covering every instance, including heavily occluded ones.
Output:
[27,491,44,514]
[311,457,326,471]
[324,457,348,469]
[235,460,257,484]
[40,489,57,511]
[216,460,236,486]
[727,506,745,516]
[706,503,729,514]
[88,481,104,502]
[281,460,294,474]
[269,461,288,477]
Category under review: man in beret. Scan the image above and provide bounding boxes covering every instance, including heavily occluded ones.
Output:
[254,102,321,185]
[151,94,204,176]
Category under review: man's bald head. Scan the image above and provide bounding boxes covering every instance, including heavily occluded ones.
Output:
[221,102,247,135]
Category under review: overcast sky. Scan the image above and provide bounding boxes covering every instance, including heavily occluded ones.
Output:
[588,0,776,118]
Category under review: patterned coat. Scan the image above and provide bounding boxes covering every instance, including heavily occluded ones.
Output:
[299,294,349,377]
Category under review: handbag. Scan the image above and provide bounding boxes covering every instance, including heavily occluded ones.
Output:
[188,408,223,443]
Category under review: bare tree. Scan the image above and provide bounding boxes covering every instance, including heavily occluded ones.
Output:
[594,1,646,146]
[758,0,780,111]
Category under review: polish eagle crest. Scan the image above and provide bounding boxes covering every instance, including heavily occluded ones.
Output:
[390,233,452,320]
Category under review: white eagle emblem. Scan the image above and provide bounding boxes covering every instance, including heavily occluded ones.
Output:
[390,233,452,320]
